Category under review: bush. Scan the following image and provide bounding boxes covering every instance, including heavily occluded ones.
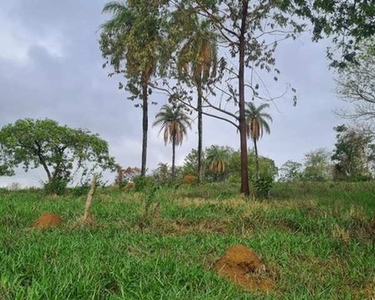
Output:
[134,176,154,192]
[69,185,91,197]
[253,175,273,199]
[44,178,68,196]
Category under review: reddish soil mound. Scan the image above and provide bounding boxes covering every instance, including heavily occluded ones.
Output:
[182,174,198,184]
[33,213,63,230]
[123,182,135,191]
[214,244,274,292]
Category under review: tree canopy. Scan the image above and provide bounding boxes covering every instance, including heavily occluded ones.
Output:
[332,124,375,180]
[0,119,118,184]
[336,38,375,123]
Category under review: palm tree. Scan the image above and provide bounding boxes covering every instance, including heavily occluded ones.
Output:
[100,1,163,176]
[244,102,273,179]
[153,104,192,179]
[177,19,218,184]
[206,145,230,181]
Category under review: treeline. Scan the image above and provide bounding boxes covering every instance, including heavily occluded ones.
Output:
[149,123,375,185]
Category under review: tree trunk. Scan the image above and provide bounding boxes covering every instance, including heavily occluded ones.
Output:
[239,0,250,196]
[197,83,203,184]
[141,81,148,176]
[82,174,97,222]
[254,138,259,179]
[172,135,176,180]
[35,141,52,181]
[42,162,52,182]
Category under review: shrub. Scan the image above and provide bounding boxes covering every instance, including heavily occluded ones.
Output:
[134,176,154,192]
[253,175,273,199]
[44,178,68,196]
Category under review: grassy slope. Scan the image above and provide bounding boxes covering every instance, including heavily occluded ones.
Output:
[1,182,375,299]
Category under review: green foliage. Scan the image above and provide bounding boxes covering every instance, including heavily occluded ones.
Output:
[68,185,91,197]
[181,149,200,177]
[228,149,278,181]
[181,146,278,183]
[0,118,118,186]
[248,151,278,180]
[100,0,168,96]
[151,163,181,186]
[144,184,160,217]
[302,1,375,68]
[134,175,154,192]
[332,125,374,181]
[303,148,333,181]
[253,175,274,199]
[279,160,303,182]
[43,178,68,196]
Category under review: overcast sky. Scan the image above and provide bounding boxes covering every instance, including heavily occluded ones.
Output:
[0,1,347,187]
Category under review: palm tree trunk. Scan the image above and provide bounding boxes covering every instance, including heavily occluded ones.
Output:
[141,80,148,176]
[197,83,203,184]
[239,0,250,196]
[172,135,176,180]
[253,138,259,179]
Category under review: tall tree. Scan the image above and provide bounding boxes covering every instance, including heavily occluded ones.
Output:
[153,104,192,179]
[99,0,167,176]
[244,102,272,179]
[177,18,218,184]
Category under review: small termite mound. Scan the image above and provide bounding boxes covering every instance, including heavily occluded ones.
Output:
[214,244,275,292]
[33,213,63,230]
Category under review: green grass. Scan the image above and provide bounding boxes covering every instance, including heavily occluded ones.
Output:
[1,182,375,299]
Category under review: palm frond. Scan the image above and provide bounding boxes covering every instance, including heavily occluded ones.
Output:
[244,101,272,141]
[153,104,191,147]
[102,1,126,14]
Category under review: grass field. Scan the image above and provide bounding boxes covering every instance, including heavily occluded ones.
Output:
[1,182,375,299]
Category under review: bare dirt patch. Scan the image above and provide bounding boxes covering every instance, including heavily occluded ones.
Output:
[214,244,275,292]
[33,213,63,230]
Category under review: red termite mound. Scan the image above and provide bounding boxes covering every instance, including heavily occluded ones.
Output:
[33,213,63,230]
[214,244,275,292]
